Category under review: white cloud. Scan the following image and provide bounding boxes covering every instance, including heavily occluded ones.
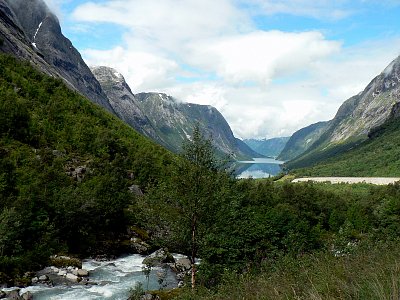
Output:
[83,47,179,92]
[71,0,400,139]
[187,31,341,84]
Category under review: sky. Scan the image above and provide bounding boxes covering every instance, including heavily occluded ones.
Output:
[43,0,400,139]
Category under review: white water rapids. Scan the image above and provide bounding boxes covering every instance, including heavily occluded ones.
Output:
[18,254,179,300]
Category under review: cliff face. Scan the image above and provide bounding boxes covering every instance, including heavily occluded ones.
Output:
[91,67,160,142]
[135,92,259,159]
[284,55,400,167]
[0,0,114,113]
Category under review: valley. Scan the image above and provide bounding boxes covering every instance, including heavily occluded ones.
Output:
[1,1,400,300]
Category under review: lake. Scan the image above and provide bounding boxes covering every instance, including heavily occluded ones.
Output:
[235,157,284,179]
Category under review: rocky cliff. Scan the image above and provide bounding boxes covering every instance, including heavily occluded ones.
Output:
[284,55,400,168]
[0,0,114,113]
[91,67,161,142]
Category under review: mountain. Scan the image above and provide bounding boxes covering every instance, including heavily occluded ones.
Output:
[92,66,258,159]
[278,122,329,161]
[294,110,400,177]
[0,0,114,113]
[135,92,259,159]
[284,55,400,169]
[90,66,160,142]
[244,137,289,158]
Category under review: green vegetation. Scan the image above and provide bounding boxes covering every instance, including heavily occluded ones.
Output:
[293,116,400,176]
[176,241,400,299]
[2,53,400,299]
[0,54,173,280]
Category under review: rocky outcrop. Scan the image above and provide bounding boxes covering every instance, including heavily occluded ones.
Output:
[0,0,114,113]
[91,67,159,141]
[142,248,175,267]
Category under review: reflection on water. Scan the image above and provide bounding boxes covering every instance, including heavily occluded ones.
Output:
[235,158,284,179]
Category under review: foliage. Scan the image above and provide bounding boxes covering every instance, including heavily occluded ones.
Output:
[176,241,400,300]
[0,54,173,278]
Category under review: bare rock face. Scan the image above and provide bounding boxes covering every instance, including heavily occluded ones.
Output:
[91,66,160,141]
[284,55,400,166]
[0,0,115,113]
[92,66,258,159]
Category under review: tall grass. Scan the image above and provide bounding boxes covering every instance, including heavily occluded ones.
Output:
[176,242,400,300]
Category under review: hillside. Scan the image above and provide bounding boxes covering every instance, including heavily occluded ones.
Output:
[284,55,400,168]
[293,112,400,177]
[0,54,173,278]
[278,122,328,161]
[244,137,289,158]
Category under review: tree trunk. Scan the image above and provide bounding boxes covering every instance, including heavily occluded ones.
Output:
[191,215,197,290]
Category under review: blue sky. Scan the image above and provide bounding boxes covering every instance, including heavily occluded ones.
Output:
[45,0,400,139]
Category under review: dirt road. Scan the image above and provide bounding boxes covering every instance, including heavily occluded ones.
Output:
[292,177,400,185]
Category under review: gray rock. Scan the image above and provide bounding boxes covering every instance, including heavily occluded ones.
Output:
[21,291,33,300]
[1,0,115,114]
[38,275,48,281]
[0,291,6,298]
[77,269,89,277]
[142,248,175,267]
[178,281,184,288]
[57,270,67,277]
[31,277,38,284]
[175,258,191,272]
[4,289,19,299]
[128,185,144,196]
[65,273,78,282]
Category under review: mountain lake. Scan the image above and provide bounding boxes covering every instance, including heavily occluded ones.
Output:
[235,157,284,179]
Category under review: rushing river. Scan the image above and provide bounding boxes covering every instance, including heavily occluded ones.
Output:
[18,254,180,300]
[235,157,284,179]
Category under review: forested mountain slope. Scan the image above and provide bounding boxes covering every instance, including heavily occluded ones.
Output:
[0,54,173,278]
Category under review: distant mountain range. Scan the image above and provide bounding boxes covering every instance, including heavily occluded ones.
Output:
[244,137,289,158]
[0,0,256,160]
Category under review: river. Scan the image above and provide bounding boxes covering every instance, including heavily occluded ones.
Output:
[16,254,180,300]
[235,157,284,179]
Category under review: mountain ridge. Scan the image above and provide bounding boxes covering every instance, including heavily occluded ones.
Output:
[284,55,400,168]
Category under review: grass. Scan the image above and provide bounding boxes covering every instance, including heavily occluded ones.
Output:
[175,242,400,300]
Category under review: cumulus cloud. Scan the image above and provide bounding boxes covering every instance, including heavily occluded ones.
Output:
[70,0,400,139]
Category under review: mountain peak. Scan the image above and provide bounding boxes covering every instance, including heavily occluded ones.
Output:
[91,66,126,84]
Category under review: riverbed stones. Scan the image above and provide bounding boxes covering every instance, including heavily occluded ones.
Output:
[65,273,79,282]
[21,291,33,300]
[38,275,48,281]
[142,248,175,267]
[77,269,89,277]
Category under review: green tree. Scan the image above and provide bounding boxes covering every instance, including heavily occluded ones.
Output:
[179,125,223,289]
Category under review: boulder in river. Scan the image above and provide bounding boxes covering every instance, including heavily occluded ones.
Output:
[142,248,175,267]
